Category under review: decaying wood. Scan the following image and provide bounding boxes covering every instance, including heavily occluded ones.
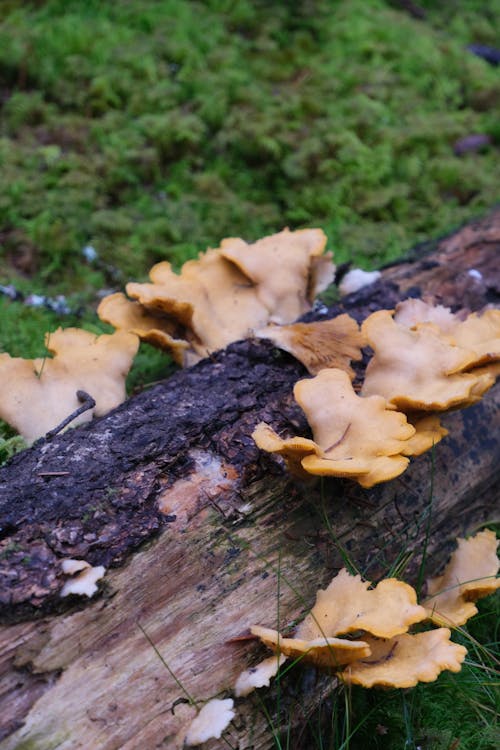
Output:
[1,210,500,749]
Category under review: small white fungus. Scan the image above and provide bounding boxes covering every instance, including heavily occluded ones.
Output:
[339,269,381,297]
[234,654,288,697]
[60,559,106,598]
[61,558,90,575]
[467,268,482,280]
[184,698,235,746]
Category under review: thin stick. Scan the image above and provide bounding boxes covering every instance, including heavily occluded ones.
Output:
[45,390,96,439]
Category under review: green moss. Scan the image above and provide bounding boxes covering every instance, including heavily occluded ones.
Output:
[348,595,500,750]
[126,343,176,395]
[0,0,498,291]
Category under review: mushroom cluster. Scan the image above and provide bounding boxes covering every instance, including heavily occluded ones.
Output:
[254,368,423,488]
[180,531,498,745]
[361,306,497,409]
[97,228,335,366]
[235,530,498,694]
[253,301,500,487]
[0,228,334,444]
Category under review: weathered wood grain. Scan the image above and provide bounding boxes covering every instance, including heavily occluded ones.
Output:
[1,210,499,749]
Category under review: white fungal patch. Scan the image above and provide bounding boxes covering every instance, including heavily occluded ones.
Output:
[234,654,287,697]
[60,559,106,598]
[60,558,90,575]
[467,268,482,280]
[184,698,235,746]
[339,269,381,296]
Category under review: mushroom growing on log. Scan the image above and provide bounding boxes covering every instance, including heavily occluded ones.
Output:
[0,210,499,749]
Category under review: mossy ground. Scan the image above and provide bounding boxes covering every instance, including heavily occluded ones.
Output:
[0,1,498,746]
[347,595,499,750]
[1,0,499,297]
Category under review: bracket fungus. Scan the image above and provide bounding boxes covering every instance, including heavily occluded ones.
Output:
[400,414,449,457]
[237,531,496,695]
[394,300,500,368]
[423,529,500,626]
[234,654,288,698]
[126,248,270,363]
[341,629,466,689]
[251,297,500,488]
[98,228,335,365]
[236,567,463,694]
[219,228,333,324]
[249,625,371,670]
[361,310,495,411]
[295,568,427,641]
[255,314,365,376]
[239,570,427,679]
[0,328,139,444]
[97,292,189,365]
[253,368,416,488]
[449,308,500,367]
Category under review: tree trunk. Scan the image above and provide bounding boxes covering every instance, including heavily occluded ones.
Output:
[1,210,499,749]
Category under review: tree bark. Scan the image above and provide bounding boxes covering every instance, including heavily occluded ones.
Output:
[1,210,499,749]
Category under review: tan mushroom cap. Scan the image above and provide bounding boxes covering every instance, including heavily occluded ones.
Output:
[296,568,427,641]
[104,228,334,366]
[296,369,415,487]
[253,369,416,487]
[341,629,467,688]
[97,292,189,365]
[394,302,500,368]
[251,625,371,669]
[128,261,195,328]
[423,529,500,627]
[252,422,318,479]
[0,328,138,444]
[361,310,495,410]
[255,314,365,377]
[394,298,458,332]
[127,250,269,360]
[220,228,333,324]
[301,451,411,490]
[451,309,500,367]
[401,414,449,457]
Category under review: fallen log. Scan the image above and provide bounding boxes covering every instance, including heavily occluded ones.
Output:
[1,210,499,749]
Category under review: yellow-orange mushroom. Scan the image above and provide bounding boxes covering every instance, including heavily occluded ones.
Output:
[253,368,416,487]
[424,529,500,627]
